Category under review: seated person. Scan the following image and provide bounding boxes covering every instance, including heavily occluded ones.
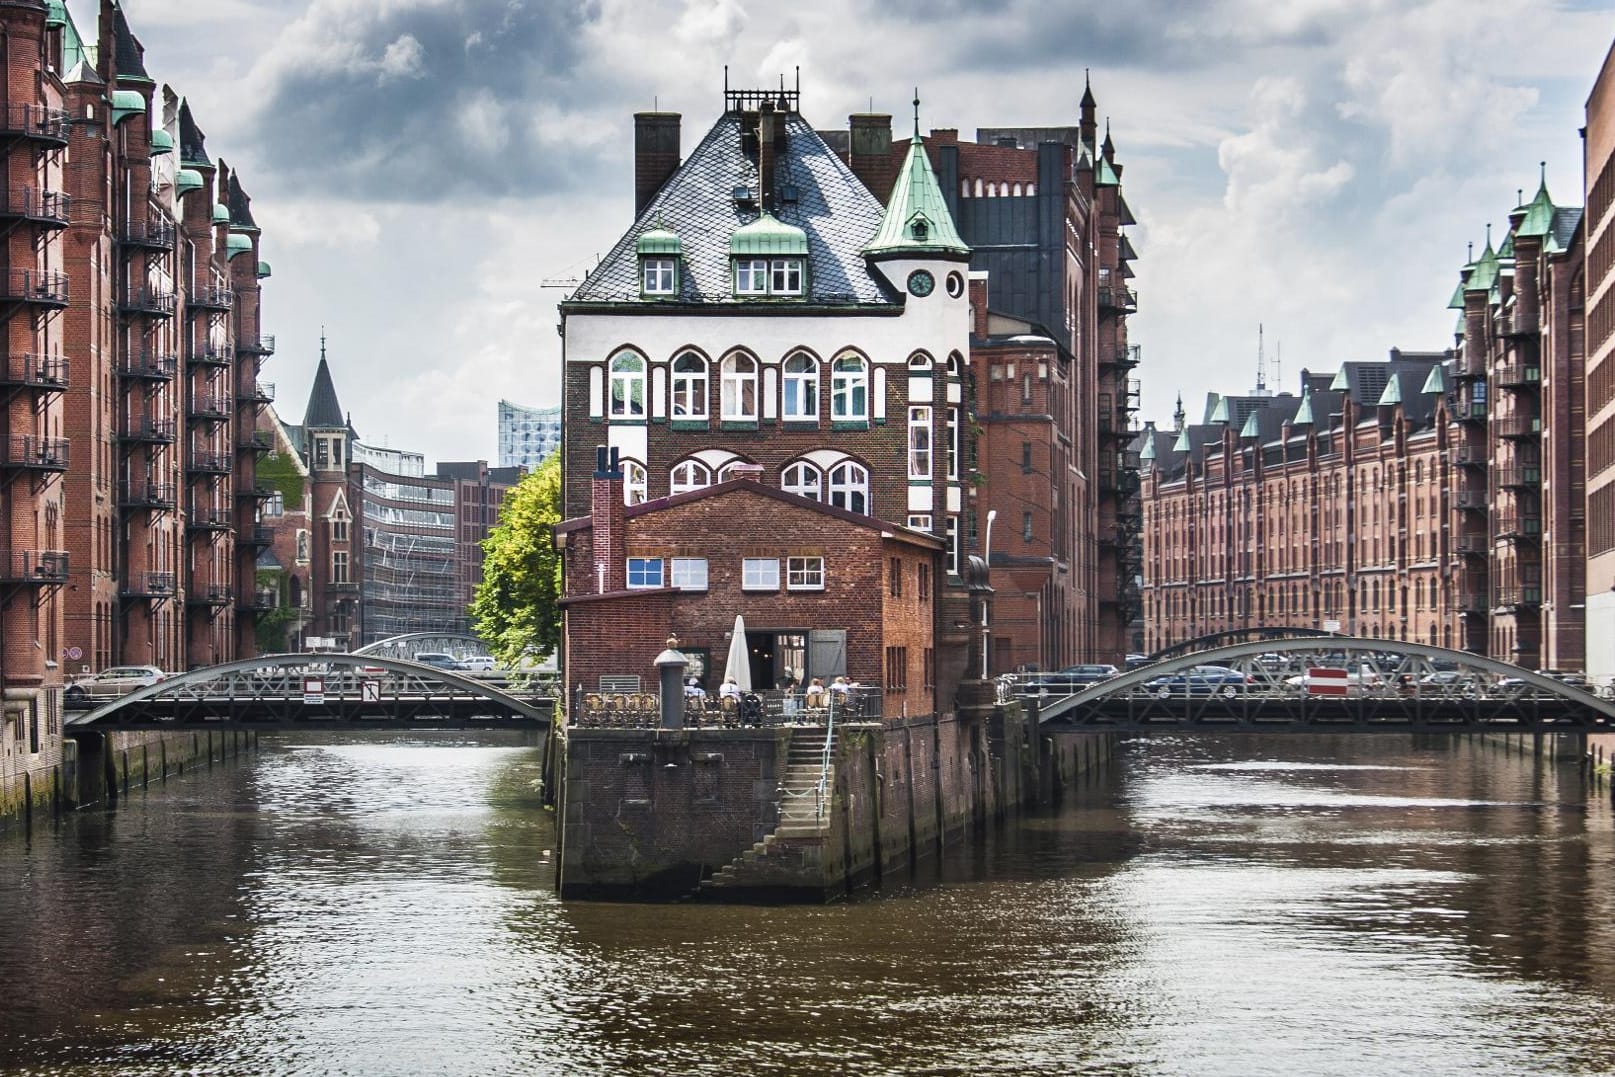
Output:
[719,676,742,701]
[803,677,827,709]
[684,677,706,699]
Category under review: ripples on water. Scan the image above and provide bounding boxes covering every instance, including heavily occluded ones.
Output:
[0,733,1611,1075]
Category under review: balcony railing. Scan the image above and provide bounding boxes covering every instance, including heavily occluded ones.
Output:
[1,352,68,389]
[1494,363,1541,389]
[1497,514,1542,540]
[186,584,232,607]
[121,571,176,599]
[1453,400,1487,423]
[570,686,887,728]
[1098,286,1138,312]
[238,589,279,614]
[1501,307,1539,338]
[122,287,176,316]
[1497,467,1541,489]
[186,505,233,531]
[189,284,234,311]
[120,350,176,380]
[237,334,276,356]
[119,217,176,249]
[0,549,68,584]
[186,449,232,474]
[1453,535,1487,555]
[118,482,178,510]
[3,268,69,307]
[1457,592,1488,614]
[122,417,177,443]
[235,483,276,502]
[187,344,231,368]
[188,393,232,422]
[1497,586,1543,608]
[244,381,275,405]
[240,525,273,548]
[0,103,69,144]
[1453,489,1487,510]
[1452,443,1486,466]
[0,186,69,227]
[237,430,273,454]
[1496,415,1541,439]
[3,435,69,472]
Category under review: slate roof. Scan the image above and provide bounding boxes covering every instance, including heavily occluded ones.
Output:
[568,112,896,307]
[178,100,209,168]
[303,356,346,430]
[228,173,258,232]
[111,4,151,84]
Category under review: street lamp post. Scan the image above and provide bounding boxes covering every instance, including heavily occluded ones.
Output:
[982,510,997,680]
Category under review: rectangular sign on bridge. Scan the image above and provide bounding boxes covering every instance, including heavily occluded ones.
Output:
[303,675,324,705]
[1307,668,1350,697]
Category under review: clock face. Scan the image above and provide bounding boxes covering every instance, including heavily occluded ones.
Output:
[907,269,935,297]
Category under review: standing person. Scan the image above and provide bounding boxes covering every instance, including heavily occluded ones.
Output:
[778,675,799,718]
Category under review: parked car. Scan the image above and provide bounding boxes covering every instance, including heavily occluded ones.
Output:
[1496,669,1592,697]
[1144,664,1252,699]
[411,652,460,671]
[454,655,497,672]
[1416,671,1485,697]
[64,665,167,708]
[1024,664,1119,695]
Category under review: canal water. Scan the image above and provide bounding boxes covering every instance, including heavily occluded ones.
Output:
[1,733,1612,1076]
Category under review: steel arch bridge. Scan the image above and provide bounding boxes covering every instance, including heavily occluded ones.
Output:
[1034,636,1615,735]
[351,632,487,660]
[62,653,553,734]
[1146,627,1335,662]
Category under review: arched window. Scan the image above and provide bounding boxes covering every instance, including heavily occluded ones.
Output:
[781,461,822,500]
[608,352,645,419]
[831,354,868,421]
[828,460,869,514]
[782,353,818,420]
[670,352,707,419]
[908,353,933,372]
[669,459,712,495]
[721,354,757,420]
[622,459,648,505]
[716,460,753,482]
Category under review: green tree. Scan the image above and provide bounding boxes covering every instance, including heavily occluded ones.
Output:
[470,451,563,668]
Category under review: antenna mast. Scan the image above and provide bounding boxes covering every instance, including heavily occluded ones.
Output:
[1254,323,1269,396]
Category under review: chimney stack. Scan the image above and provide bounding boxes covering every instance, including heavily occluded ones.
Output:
[728,462,765,483]
[591,446,627,594]
[848,113,894,201]
[634,112,682,217]
[758,101,777,210]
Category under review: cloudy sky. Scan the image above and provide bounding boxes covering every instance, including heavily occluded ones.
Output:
[112,0,1615,464]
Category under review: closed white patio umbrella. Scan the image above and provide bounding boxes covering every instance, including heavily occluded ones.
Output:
[722,614,751,692]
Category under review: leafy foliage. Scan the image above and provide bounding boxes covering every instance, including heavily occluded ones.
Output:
[470,452,563,668]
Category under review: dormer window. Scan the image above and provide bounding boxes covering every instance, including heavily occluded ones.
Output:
[729,212,809,299]
[769,259,803,294]
[735,259,769,294]
[635,225,682,298]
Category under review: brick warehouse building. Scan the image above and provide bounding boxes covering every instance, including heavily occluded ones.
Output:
[261,348,521,650]
[558,84,978,708]
[558,455,942,718]
[3,2,276,787]
[1141,162,1586,670]
[1585,44,1615,686]
[824,75,1143,672]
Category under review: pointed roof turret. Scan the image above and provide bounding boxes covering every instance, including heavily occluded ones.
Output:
[1421,364,1448,396]
[1292,391,1315,427]
[1172,427,1192,453]
[303,337,347,430]
[111,3,152,85]
[1240,410,1262,439]
[178,100,210,170]
[1081,70,1096,110]
[1376,374,1403,408]
[1139,421,1158,461]
[1465,232,1500,294]
[1173,392,1186,433]
[1516,165,1557,239]
[228,173,259,233]
[864,94,969,260]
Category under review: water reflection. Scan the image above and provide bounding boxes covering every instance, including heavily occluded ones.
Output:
[0,733,1610,1075]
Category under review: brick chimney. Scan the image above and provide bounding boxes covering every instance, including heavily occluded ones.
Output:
[634,112,682,216]
[848,113,894,200]
[758,101,777,210]
[591,446,627,593]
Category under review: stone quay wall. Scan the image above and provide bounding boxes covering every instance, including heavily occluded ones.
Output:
[556,700,1110,901]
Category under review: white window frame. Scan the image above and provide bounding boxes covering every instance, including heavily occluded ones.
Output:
[622,459,648,505]
[721,354,758,420]
[909,405,932,479]
[670,353,708,419]
[945,407,960,480]
[670,557,708,591]
[781,461,822,501]
[828,460,868,514]
[641,257,677,295]
[669,459,712,496]
[782,353,818,420]
[734,258,769,294]
[608,352,646,419]
[786,556,825,591]
[626,557,663,589]
[742,557,780,591]
[907,513,932,531]
[770,258,803,295]
[831,355,868,421]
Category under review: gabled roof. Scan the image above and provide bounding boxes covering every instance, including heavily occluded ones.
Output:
[864,131,969,258]
[568,112,894,306]
[303,355,346,430]
[556,477,944,548]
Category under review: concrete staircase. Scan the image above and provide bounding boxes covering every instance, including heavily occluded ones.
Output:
[697,727,835,895]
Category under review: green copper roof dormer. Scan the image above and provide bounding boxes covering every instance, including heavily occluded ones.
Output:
[111,89,146,126]
[175,169,204,197]
[1292,392,1315,427]
[863,134,969,258]
[1377,374,1403,408]
[1422,364,1448,396]
[1140,432,1157,462]
[1448,280,1465,309]
[636,226,683,256]
[1240,410,1262,439]
[1095,157,1121,187]
[1209,395,1230,424]
[1465,240,1500,293]
[212,202,231,226]
[1516,177,1556,239]
[149,129,173,155]
[1498,231,1515,260]
[226,232,254,260]
[257,261,272,279]
[1173,427,1192,453]
[730,212,809,257]
[1330,368,1350,391]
